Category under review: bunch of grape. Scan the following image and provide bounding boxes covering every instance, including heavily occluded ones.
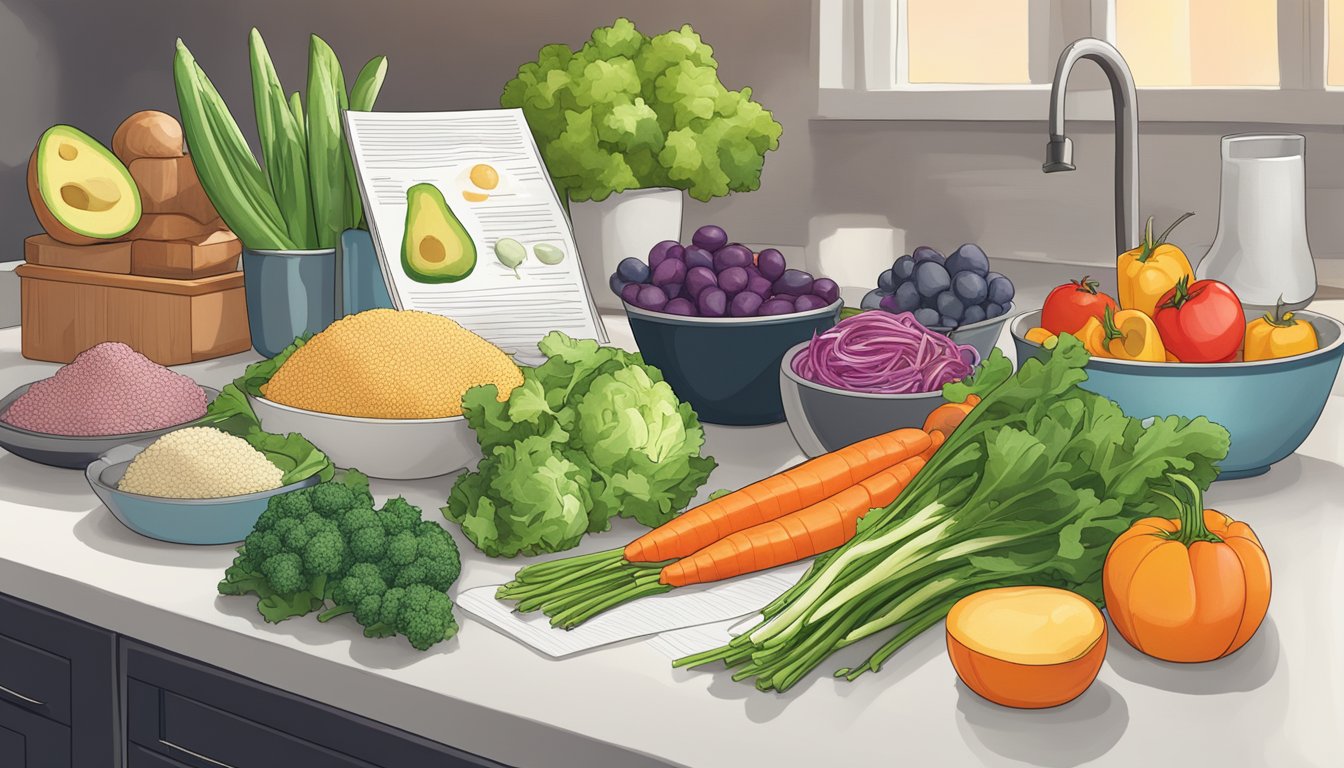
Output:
[611,225,839,318]
[861,244,1015,329]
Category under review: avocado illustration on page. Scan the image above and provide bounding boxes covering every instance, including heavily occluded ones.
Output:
[401,183,477,283]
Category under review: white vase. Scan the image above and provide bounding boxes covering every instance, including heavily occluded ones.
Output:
[570,187,683,310]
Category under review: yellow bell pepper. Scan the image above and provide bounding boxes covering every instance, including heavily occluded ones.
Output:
[1081,306,1166,362]
[1244,299,1319,361]
[1117,213,1196,317]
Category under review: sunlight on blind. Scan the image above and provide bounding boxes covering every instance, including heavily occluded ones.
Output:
[906,0,1030,84]
[1329,0,1344,86]
[1116,0,1278,87]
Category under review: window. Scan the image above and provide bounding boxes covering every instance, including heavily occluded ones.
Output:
[818,0,1344,122]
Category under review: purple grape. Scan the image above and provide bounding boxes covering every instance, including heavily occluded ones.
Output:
[892,255,916,282]
[620,282,641,305]
[651,258,686,287]
[946,244,990,276]
[647,240,679,268]
[731,292,764,317]
[756,248,786,281]
[719,266,749,295]
[811,278,839,304]
[759,298,795,316]
[935,290,964,320]
[636,284,667,311]
[878,294,907,314]
[714,244,753,271]
[913,261,951,298]
[744,264,762,279]
[684,246,714,271]
[747,274,773,297]
[616,257,651,284]
[663,283,683,301]
[698,287,728,317]
[685,266,718,299]
[939,315,960,329]
[913,307,940,327]
[962,304,986,325]
[877,269,896,293]
[795,294,829,312]
[692,225,728,252]
[912,246,944,264]
[987,274,1015,306]
[665,297,697,316]
[610,273,629,296]
[861,289,884,310]
[986,302,1007,319]
[772,269,814,297]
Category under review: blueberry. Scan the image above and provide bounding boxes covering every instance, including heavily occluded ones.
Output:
[893,281,920,312]
[935,291,964,320]
[962,304,986,325]
[877,269,896,293]
[913,307,941,327]
[861,289,885,310]
[912,246,944,264]
[987,274,1015,306]
[892,255,916,281]
[952,271,988,305]
[945,244,990,276]
[913,261,951,298]
[616,257,651,284]
[609,273,629,296]
[939,315,960,329]
[986,302,1006,319]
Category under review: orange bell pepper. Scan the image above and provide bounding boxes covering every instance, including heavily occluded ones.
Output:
[1244,298,1319,361]
[1082,306,1166,362]
[1117,213,1196,317]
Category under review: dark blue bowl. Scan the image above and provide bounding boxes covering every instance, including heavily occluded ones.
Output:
[624,299,842,426]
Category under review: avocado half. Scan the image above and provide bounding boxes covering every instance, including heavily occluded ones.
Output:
[401,183,477,284]
[28,125,142,245]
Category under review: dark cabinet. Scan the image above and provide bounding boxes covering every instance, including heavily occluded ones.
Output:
[0,593,118,767]
[123,641,509,768]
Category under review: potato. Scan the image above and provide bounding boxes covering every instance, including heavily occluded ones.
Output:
[945,586,1106,709]
[113,111,184,163]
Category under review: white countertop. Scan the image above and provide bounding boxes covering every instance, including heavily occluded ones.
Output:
[2,303,1344,768]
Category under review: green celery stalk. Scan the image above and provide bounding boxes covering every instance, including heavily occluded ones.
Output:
[288,91,306,146]
[249,28,316,249]
[305,34,349,250]
[173,39,293,250]
[345,56,387,230]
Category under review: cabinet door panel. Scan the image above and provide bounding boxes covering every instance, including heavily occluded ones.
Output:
[0,633,71,723]
[0,699,72,768]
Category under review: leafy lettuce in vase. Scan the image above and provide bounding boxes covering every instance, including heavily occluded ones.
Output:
[444,332,717,558]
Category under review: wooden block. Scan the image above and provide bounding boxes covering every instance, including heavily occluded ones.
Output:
[24,234,131,274]
[17,263,250,366]
[131,230,241,279]
[124,213,224,242]
[128,156,218,224]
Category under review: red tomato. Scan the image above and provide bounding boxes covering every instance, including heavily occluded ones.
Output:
[1041,276,1119,335]
[1153,277,1243,363]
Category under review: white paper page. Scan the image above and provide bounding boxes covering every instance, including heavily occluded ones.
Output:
[344,109,607,361]
[456,562,809,659]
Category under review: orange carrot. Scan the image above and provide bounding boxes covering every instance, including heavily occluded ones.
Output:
[922,394,980,435]
[624,428,932,563]
[660,455,927,587]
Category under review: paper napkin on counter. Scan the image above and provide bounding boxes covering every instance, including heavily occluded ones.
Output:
[456,562,808,658]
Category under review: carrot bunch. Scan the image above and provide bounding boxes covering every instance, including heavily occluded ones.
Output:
[496,397,978,628]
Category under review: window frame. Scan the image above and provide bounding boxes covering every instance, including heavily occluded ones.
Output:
[817,0,1344,123]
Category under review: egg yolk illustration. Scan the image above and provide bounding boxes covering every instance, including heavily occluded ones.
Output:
[470,164,500,190]
[462,191,490,202]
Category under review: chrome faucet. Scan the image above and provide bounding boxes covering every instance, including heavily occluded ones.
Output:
[1043,38,1141,256]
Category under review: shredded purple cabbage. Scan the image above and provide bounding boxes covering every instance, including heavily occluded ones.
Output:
[792,311,979,394]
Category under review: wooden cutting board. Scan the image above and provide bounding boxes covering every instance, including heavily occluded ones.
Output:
[25,232,241,280]
[17,263,250,365]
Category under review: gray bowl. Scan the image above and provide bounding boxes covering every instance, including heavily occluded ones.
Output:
[1010,309,1344,479]
[86,442,319,545]
[0,384,221,469]
[779,341,949,457]
[941,302,1016,362]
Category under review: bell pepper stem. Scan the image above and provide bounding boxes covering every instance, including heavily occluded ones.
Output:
[1263,295,1296,328]
[1100,305,1125,343]
[1136,212,1194,263]
[1158,474,1221,546]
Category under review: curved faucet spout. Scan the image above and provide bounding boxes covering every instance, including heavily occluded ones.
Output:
[1044,38,1141,255]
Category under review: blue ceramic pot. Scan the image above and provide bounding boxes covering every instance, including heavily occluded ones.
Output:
[242,248,338,358]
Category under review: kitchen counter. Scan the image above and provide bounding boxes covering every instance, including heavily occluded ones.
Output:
[2,303,1344,768]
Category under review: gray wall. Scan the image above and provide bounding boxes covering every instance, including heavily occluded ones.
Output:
[4,0,1342,275]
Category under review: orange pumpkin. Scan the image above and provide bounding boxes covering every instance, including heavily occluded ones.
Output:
[1103,475,1271,662]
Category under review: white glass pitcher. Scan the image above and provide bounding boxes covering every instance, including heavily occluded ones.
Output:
[1196,134,1316,313]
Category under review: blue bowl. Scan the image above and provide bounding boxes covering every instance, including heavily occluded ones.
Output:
[1010,309,1344,480]
[85,443,320,545]
[624,299,843,426]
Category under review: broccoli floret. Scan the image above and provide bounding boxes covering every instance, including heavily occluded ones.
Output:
[338,504,379,537]
[302,530,346,577]
[395,584,459,651]
[386,531,418,566]
[310,482,357,517]
[253,487,313,531]
[260,552,305,595]
[379,497,422,535]
[348,525,387,562]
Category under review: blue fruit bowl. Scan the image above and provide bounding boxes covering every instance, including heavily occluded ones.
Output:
[85,442,320,545]
[1010,309,1344,480]
[624,299,843,426]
